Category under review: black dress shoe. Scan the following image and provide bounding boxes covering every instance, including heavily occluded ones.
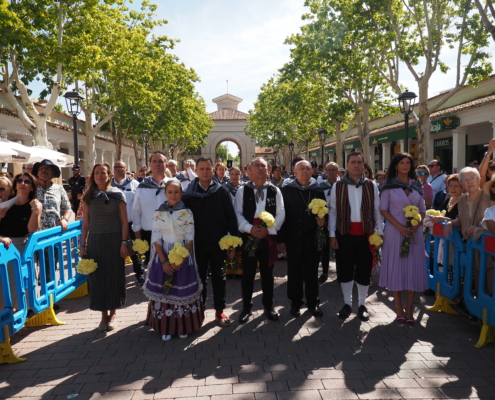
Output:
[137,277,145,286]
[290,307,301,317]
[238,310,252,324]
[264,308,279,321]
[358,305,370,321]
[424,288,436,296]
[318,274,328,283]
[338,304,352,320]
[309,305,324,317]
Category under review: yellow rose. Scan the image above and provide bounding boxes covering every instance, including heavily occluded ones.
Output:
[132,239,150,255]
[411,219,418,226]
[76,258,98,275]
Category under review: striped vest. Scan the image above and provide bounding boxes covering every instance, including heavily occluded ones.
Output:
[335,179,375,235]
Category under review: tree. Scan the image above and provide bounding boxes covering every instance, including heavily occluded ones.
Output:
[474,0,495,42]
[0,0,127,147]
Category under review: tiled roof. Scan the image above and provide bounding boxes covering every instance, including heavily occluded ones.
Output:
[209,108,248,120]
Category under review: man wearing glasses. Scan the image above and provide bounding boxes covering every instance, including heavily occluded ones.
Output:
[416,165,433,209]
[468,158,479,169]
[426,160,447,199]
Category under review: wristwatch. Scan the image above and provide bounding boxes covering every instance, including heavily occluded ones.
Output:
[121,240,128,244]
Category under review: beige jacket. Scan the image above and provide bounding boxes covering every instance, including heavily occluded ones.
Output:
[451,191,491,241]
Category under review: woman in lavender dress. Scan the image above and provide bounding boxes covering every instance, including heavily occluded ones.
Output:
[379,153,427,325]
[143,180,204,341]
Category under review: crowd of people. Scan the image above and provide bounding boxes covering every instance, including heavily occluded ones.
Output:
[1,138,494,341]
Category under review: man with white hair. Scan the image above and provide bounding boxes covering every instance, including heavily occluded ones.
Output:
[112,160,143,285]
[167,159,191,190]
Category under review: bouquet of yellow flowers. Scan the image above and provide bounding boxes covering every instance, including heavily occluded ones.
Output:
[219,235,243,274]
[132,239,149,254]
[308,198,328,251]
[163,243,190,295]
[76,257,98,275]
[401,205,422,258]
[368,232,383,272]
[244,211,275,257]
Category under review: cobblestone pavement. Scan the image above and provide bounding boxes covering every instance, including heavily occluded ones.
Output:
[2,259,495,400]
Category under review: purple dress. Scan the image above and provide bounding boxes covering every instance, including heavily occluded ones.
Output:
[143,208,204,336]
[379,183,428,292]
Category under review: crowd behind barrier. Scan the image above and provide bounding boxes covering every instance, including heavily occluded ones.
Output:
[0,221,87,363]
[2,221,495,364]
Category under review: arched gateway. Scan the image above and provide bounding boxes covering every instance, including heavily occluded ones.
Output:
[201,94,256,166]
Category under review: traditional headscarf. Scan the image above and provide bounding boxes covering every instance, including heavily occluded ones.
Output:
[381,177,424,197]
[340,172,367,188]
[93,187,126,204]
[111,176,134,190]
[283,177,322,192]
[182,177,222,199]
[157,200,187,212]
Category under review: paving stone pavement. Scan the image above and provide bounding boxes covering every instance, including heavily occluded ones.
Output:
[2,259,495,400]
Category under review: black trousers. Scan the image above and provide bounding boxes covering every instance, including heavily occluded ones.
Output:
[320,239,333,276]
[335,231,372,286]
[287,237,321,309]
[129,223,143,279]
[195,243,226,311]
[241,239,274,311]
[140,230,152,266]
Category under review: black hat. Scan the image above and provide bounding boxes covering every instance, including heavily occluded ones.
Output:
[72,165,81,171]
[32,159,61,179]
[310,161,318,168]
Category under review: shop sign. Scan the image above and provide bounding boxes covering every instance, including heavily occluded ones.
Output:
[434,137,452,149]
[310,151,318,157]
[431,116,460,133]
[343,140,362,150]
[325,146,336,154]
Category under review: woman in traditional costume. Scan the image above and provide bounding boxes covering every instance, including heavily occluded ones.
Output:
[143,180,204,341]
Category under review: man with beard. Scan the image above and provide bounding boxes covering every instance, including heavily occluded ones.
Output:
[182,157,238,327]
[329,152,383,321]
[278,160,326,317]
[235,157,285,323]
[112,160,143,285]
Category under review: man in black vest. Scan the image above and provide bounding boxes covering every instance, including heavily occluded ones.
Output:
[278,160,326,317]
[234,157,285,323]
[183,157,238,327]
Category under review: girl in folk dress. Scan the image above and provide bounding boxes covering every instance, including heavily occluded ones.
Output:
[143,180,204,341]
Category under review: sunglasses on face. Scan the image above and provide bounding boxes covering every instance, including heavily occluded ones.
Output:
[0,187,6,192]
[416,171,428,176]
[16,178,32,185]
[489,166,495,171]
[428,164,437,168]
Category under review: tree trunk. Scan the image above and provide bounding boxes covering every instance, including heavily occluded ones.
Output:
[83,108,97,174]
[132,133,142,166]
[335,120,343,168]
[359,103,372,166]
[416,77,431,165]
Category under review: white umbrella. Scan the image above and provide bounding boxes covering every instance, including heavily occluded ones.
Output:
[0,142,31,163]
[0,140,74,167]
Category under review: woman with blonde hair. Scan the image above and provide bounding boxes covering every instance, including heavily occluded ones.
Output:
[80,163,129,331]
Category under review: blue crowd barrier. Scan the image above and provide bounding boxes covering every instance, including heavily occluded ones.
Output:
[22,220,87,314]
[0,242,28,364]
[425,224,466,314]
[464,232,495,348]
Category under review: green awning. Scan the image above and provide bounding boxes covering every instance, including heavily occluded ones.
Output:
[343,140,362,150]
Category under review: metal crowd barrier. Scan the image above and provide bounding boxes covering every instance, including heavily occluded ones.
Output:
[464,232,495,348]
[425,224,466,314]
[0,221,88,364]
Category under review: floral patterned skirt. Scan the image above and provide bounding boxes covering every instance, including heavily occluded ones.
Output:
[146,299,205,336]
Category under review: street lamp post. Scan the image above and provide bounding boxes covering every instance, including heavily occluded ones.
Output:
[318,128,328,169]
[141,130,151,166]
[63,90,84,166]
[288,141,295,174]
[170,143,176,159]
[273,150,278,165]
[398,90,417,153]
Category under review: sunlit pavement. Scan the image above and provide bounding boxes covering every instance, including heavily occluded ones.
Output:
[2,259,495,400]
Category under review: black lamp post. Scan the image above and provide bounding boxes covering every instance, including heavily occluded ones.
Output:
[63,90,84,166]
[141,130,151,165]
[170,143,176,159]
[288,141,295,173]
[398,90,417,153]
[318,128,328,168]
[273,150,278,165]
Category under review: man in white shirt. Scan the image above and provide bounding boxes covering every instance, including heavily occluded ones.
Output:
[329,152,383,321]
[132,152,173,269]
[235,157,285,323]
[426,159,447,199]
[112,160,142,284]
[167,159,191,191]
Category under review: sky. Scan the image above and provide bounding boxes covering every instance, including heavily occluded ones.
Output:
[27,1,495,155]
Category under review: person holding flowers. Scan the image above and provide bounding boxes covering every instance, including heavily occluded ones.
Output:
[379,153,427,325]
[234,157,285,324]
[182,157,238,327]
[329,152,383,321]
[80,163,129,331]
[142,180,204,341]
[278,160,327,317]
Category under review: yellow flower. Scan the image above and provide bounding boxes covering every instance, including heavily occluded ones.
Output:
[168,242,190,266]
[132,239,150,255]
[414,213,422,222]
[258,211,275,228]
[308,198,327,210]
[426,209,438,216]
[219,235,243,250]
[76,258,98,275]
[368,232,383,246]
[411,219,419,226]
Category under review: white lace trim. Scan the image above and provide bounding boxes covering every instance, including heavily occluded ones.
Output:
[148,299,203,318]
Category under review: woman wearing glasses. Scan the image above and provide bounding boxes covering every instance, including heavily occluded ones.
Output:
[416,165,433,209]
[445,167,492,297]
